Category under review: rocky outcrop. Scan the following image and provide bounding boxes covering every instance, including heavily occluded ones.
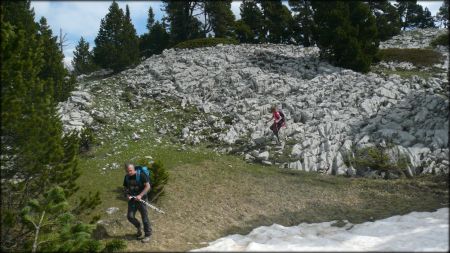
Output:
[57,90,94,133]
[379,28,447,49]
[63,29,449,176]
[127,42,447,175]
[377,28,449,81]
[76,69,113,81]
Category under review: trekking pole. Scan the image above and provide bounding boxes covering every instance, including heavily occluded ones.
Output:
[131,196,165,214]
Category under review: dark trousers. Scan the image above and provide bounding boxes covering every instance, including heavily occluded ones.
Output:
[127,199,152,237]
[270,120,285,138]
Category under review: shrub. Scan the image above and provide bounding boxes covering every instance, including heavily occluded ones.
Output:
[378,48,443,67]
[121,87,134,103]
[430,33,449,48]
[79,127,96,153]
[103,239,127,253]
[173,37,239,49]
[223,115,233,125]
[344,144,411,178]
[136,159,169,203]
[312,1,379,73]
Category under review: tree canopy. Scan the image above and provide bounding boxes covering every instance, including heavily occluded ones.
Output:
[93,1,139,72]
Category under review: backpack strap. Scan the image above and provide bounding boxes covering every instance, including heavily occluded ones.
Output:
[136,169,141,186]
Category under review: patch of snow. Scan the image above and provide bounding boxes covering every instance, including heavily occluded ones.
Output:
[192,208,449,252]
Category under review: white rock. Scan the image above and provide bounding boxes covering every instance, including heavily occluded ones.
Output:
[106,207,119,215]
[132,132,141,140]
[257,151,270,161]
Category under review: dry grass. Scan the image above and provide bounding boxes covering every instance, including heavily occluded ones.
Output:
[73,50,449,252]
[378,48,443,67]
[95,157,448,252]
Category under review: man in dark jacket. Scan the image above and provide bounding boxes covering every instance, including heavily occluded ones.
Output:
[123,163,152,243]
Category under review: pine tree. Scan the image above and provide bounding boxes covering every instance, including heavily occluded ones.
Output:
[140,6,170,58]
[120,4,140,65]
[203,0,235,38]
[140,7,154,57]
[1,17,77,251]
[37,17,71,102]
[396,0,413,30]
[140,22,170,58]
[312,1,378,73]
[367,0,401,41]
[137,159,169,203]
[148,22,170,55]
[234,19,254,43]
[2,1,73,103]
[93,1,123,72]
[395,0,426,30]
[162,0,203,44]
[21,187,102,252]
[419,7,436,28]
[1,2,101,251]
[289,0,315,46]
[240,0,264,43]
[93,1,140,72]
[258,0,294,43]
[1,0,38,37]
[146,6,155,31]
[436,0,449,28]
[72,37,96,75]
[405,3,425,28]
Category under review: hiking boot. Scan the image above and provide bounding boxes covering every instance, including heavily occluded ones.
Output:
[141,236,151,243]
[136,229,142,239]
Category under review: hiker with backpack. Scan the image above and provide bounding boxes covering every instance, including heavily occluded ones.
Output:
[123,163,152,243]
[267,106,286,143]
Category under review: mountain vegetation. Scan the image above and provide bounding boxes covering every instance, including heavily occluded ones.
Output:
[1,0,448,252]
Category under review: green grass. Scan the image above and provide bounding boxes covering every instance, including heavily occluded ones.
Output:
[71,70,449,252]
[381,69,434,79]
[174,37,239,50]
[371,65,443,80]
[430,33,449,48]
[378,48,443,67]
[72,138,449,252]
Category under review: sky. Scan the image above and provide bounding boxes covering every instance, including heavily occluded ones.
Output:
[30,1,444,69]
[191,208,449,251]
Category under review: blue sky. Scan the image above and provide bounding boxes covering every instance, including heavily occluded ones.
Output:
[30,1,444,69]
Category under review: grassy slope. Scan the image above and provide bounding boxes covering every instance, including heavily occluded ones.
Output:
[373,47,447,80]
[71,46,449,251]
[74,134,448,252]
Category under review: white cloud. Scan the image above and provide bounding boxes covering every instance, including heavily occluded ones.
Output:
[30,1,165,70]
[118,1,161,20]
[32,0,445,70]
[31,1,51,15]
[64,56,74,71]
[418,1,443,16]
[230,1,291,21]
[32,2,111,38]
[231,1,242,20]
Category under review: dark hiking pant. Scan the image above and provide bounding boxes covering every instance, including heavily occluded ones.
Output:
[127,199,152,237]
[270,120,285,139]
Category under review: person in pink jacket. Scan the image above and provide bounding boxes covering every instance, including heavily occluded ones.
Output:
[267,106,286,143]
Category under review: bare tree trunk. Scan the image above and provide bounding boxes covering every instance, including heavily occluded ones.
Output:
[32,211,46,253]
[203,4,207,36]
[59,28,69,54]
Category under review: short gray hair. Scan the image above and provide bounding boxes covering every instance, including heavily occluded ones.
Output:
[124,162,135,170]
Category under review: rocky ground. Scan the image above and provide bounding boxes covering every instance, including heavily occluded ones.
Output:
[58,28,449,178]
[379,28,446,49]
